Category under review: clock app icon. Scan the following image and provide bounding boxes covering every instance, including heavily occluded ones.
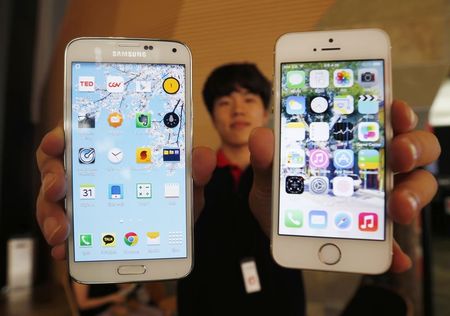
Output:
[108,148,123,164]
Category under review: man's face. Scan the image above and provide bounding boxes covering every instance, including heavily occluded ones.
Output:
[212,88,269,147]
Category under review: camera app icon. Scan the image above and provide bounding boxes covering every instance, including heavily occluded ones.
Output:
[358,68,378,87]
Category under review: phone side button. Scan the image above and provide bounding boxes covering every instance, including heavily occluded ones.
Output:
[318,243,341,265]
[117,265,147,275]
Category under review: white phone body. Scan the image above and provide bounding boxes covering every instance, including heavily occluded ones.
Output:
[64,38,193,283]
[272,29,393,274]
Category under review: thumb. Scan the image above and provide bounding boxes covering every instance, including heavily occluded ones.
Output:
[192,146,216,221]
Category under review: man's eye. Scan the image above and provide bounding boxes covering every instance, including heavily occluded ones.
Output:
[217,99,231,106]
[245,97,256,103]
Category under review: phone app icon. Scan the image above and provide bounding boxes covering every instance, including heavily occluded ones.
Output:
[358,149,380,169]
[79,234,93,247]
[333,122,354,141]
[136,80,151,92]
[163,77,180,94]
[286,96,306,115]
[285,176,304,194]
[108,148,123,164]
[333,95,354,115]
[124,232,139,246]
[165,183,180,198]
[358,68,377,87]
[335,213,352,230]
[309,210,328,229]
[287,149,305,168]
[106,76,124,93]
[163,148,181,162]
[80,184,96,199]
[309,122,329,142]
[136,113,151,128]
[333,149,354,169]
[146,232,161,245]
[332,176,354,197]
[333,69,354,87]
[285,122,306,141]
[109,184,123,199]
[358,122,379,142]
[78,148,95,164]
[309,176,329,195]
[358,95,379,114]
[78,76,95,92]
[309,149,329,169]
[136,183,152,199]
[163,112,180,128]
[286,71,306,89]
[136,147,152,163]
[78,113,95,128]
[102,233,116,247]
[284,210,303,228]
[309,69,329,88]
[358,212,378,232]
[108,112,123,128]
[310,96,329,114]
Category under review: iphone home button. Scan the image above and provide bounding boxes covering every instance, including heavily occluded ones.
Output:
[318,243,341,265]
[117,265,147,275]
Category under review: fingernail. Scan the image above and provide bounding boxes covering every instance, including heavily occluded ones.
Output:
[43,173,56,193]
[410,108,419,128]
[44,217,61,243]
[405,190,419,215]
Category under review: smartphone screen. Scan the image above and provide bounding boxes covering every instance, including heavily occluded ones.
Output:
[278,60,386,241]
[71,62,187,262]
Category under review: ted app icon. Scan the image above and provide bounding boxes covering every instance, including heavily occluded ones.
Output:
[358,212,378,232]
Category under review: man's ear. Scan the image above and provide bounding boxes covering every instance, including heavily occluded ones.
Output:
[263,109,270,125]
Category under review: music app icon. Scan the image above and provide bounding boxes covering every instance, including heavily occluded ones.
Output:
[358,212,378,232]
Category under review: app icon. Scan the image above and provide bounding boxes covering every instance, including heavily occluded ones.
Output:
[332,176,354,197]
[309,176,329,194]
[358,68,377,87]
[309,69,329,88]
[163,112,180,128]
[358,149,380,169]
[333,149,354,169]
[136,80,152,92]
[109,184,123,199]
[136,147,152,163]
[309,210,328,229]
[358,95,379,114]
[310,96,329,114]
[106,76,124,92]
[78,113,95,128]
[136,113,151,128]
[168,231,183,245]
[108,148,123,164]
[309,149,329,169]
[78,76,95,92]
[333,95,354,115]
[333,122,354,141]
[79,234,93,247]
[286,71,306,89]
[108,112,123,128]
[284,210,303,228]
[102,233,116,247]
[79,148,95,164]
[309,122,329,142]
[163,77,180,94]
[80,184,96,199]
[165,183,180,198]
[333,69,354,87]
[286,149,305,168]
[358,212,378,232]
[285,122,306,141]
[285,176,304,194]
[146,232,160,245]
[286,96,306,115]
[163,148,181,162]
[358,122,379,142]
[124,232,139,246]
[335,213,352,230]
[136,183,152,199]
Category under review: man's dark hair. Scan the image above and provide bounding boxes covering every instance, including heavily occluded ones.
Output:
[202,63,271,114]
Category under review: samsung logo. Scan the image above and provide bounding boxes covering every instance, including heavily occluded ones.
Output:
[112,51,147,58]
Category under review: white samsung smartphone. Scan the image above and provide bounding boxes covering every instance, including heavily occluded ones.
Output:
[64,38,193,283]
[272,29,393,274]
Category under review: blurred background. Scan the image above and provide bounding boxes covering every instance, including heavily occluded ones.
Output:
[0,0,449,315]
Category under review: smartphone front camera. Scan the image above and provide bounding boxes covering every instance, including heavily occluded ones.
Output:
[144,45,148,50]
[148,45,153,50]
[172,48,177,53]
[329,38,334,43]
[313,48,317,52]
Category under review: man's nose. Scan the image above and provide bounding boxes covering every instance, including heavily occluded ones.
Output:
[232,99,245,115]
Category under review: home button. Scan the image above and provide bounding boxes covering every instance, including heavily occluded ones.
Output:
[117,265,147,275]
[318,243,341,265]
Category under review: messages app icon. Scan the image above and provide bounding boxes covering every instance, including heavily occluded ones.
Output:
[284,210,303,228]
[287,71,305,89]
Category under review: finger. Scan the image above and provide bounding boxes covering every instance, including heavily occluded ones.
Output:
[36,125,65,171]
[51,244,67,260]
[40,159,67,202]
[388,169,437,225]
[192,147,216,221]
[391,100,418,135]
[390,240,412,273]
[389,130,441,173]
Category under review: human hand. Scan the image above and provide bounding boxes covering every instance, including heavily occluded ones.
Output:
[248,100,440,273]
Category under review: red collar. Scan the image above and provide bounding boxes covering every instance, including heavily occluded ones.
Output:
[217,149,244,187]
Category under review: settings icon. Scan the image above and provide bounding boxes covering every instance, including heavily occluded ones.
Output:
[309,176,329,195]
